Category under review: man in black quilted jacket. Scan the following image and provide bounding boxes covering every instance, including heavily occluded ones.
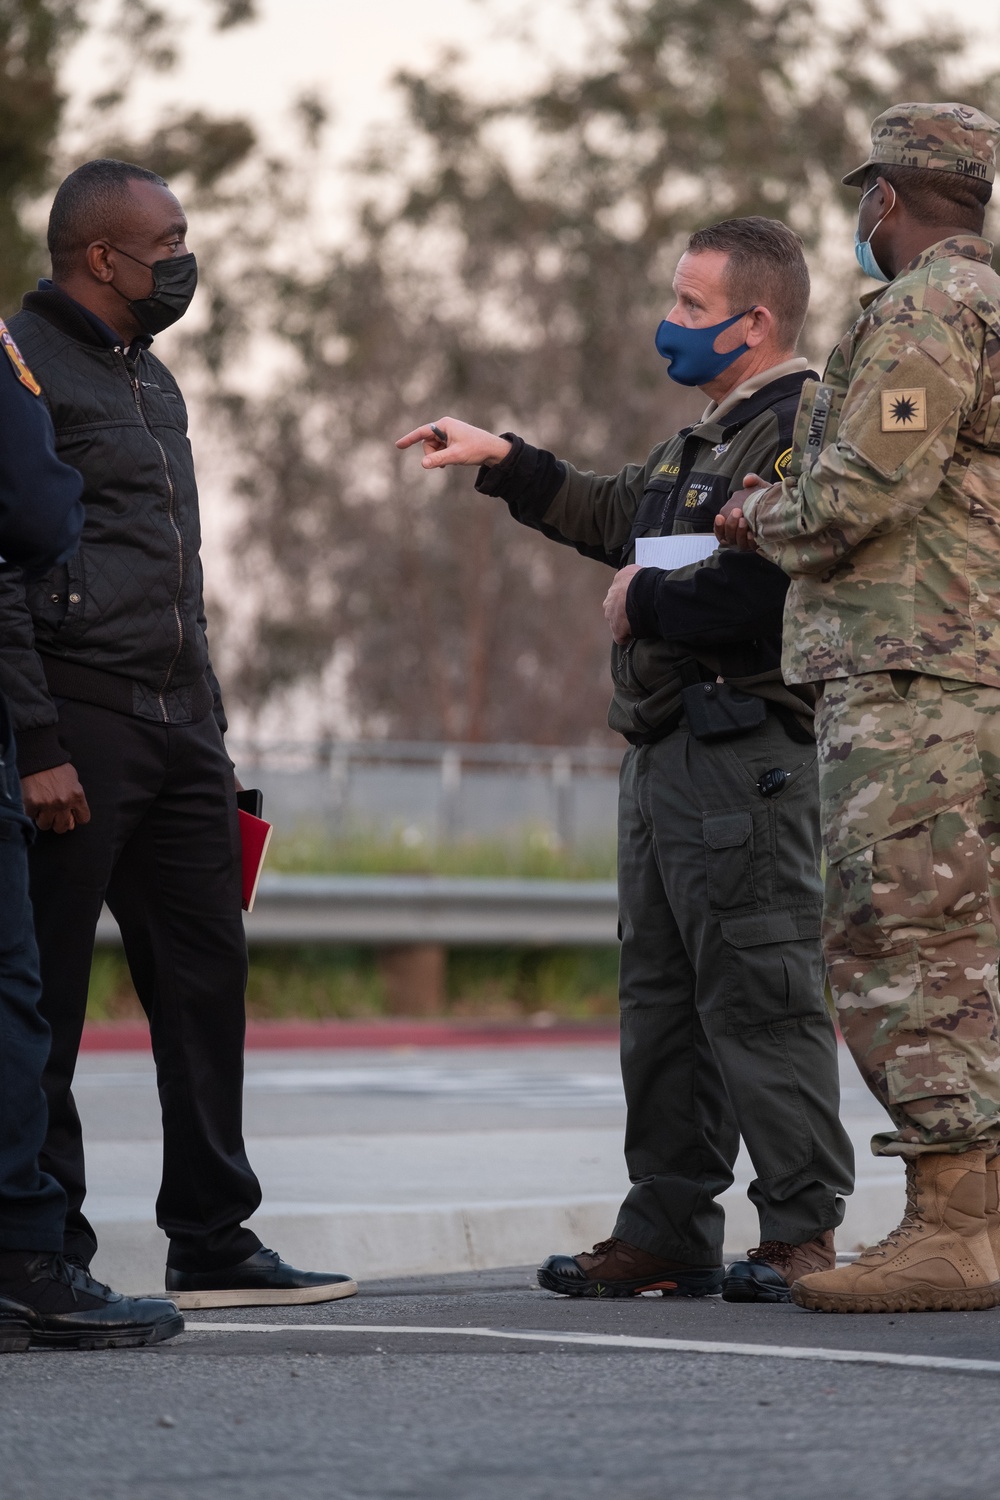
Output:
[0,158,356,1309]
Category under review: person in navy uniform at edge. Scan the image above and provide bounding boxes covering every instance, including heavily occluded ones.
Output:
[0,158,356,1309]
[0,318,182,1349]
[398,218,855,1303]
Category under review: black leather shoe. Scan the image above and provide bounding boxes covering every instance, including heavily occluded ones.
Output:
[0,1252,183,1352]
[722,1258,791,1303]
[164,1247,358,1309]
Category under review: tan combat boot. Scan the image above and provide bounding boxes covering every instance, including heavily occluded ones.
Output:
[986,1154,1000,1264]
[792,1148,1000,1313]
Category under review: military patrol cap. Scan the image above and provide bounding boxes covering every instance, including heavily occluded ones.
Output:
[843,102,1000,188]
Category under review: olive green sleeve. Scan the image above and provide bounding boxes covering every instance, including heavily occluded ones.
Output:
[538,458,649,561]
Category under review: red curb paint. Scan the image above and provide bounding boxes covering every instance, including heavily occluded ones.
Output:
[80,1019,620,1052]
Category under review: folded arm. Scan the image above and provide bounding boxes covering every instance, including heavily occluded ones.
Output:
[625,548,789,644]
[741,313,974,576]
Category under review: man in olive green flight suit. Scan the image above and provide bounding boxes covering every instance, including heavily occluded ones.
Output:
[399,216,854,1303]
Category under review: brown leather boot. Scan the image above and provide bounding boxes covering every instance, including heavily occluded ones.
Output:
[793,1148,1000,1313]
[722,1232,835,1303]
[986,1155,1000,1263]
[537,1238,723,1298]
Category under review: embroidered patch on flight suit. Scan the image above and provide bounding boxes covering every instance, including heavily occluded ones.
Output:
[0,319,41,396]
[880,388,927,432]
[679,473,730,515]
[774,446,792,479]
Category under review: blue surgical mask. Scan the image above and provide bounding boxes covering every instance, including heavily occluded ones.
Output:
[853,183,896,283]
[653,308,753,387]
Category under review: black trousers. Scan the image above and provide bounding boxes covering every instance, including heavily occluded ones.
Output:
[0,699,65,1252]
[613,717,855,1264]
[30,699,262,1271]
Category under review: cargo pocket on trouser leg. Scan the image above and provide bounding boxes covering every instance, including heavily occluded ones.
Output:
[821,731,1000,1152]
[704,811,756,912]
[720,909,826,1034]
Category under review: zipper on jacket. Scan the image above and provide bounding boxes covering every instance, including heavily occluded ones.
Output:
[117,346,185,722]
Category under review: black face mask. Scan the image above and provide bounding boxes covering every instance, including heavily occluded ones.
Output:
[107,246,198,335]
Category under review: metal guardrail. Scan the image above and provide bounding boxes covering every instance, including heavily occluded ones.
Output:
[229,737,623,773]
[94,874,621,948]
[228,739,623,847]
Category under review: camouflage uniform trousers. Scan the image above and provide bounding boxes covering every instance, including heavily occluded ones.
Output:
[817,670,1000,1158]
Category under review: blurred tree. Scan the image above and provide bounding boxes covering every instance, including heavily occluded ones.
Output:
[217,0,1000,745]
[0,0,258,314]
[0,0,79,312]
[6,0,999,746]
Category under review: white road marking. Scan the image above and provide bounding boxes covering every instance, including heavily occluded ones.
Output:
[184,1322,1000,1374]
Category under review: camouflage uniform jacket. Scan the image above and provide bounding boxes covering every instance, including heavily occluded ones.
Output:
[475,368,816,742]
[744,236,1000,687]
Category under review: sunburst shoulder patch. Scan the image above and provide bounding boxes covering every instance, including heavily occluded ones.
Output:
[880,388,927,433]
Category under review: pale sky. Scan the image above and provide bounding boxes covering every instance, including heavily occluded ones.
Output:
[66,0,1000,185]
[65,0,588,159]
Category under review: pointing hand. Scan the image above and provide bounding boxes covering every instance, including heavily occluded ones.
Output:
[395,418,512,470]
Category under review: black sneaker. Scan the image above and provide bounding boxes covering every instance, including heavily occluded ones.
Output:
[164,1246,358,1309]
[0,1252,183,1352]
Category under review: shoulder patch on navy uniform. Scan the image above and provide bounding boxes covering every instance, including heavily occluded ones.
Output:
[774,446,793,479]
[881,388,927,432]
[0,319,41,396]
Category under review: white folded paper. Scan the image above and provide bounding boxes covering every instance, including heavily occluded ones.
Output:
[634,533,719,569]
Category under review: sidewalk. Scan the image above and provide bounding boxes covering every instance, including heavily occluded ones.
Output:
[76,1041,904,1294]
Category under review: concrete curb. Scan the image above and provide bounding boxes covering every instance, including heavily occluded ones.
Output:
[91,1177,905,1298]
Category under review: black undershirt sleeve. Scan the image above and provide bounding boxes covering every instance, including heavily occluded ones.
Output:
[625,548,789,645]
[474,434,567,526]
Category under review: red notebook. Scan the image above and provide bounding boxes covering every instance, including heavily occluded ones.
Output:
[239,809,273,913]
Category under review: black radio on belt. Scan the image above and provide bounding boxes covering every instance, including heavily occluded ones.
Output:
[680,677,767,742]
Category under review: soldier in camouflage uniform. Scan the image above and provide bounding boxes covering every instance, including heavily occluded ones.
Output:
[721,103,1000,1313]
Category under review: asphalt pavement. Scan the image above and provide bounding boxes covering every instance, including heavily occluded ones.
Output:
[4,1041,995,1496]
[4,1266,1000,1499]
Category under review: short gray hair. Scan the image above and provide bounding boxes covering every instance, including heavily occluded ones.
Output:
[685,216,810,350]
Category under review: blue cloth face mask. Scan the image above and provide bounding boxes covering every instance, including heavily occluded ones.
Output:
[653,308,754,387]
[854,183,896,283]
